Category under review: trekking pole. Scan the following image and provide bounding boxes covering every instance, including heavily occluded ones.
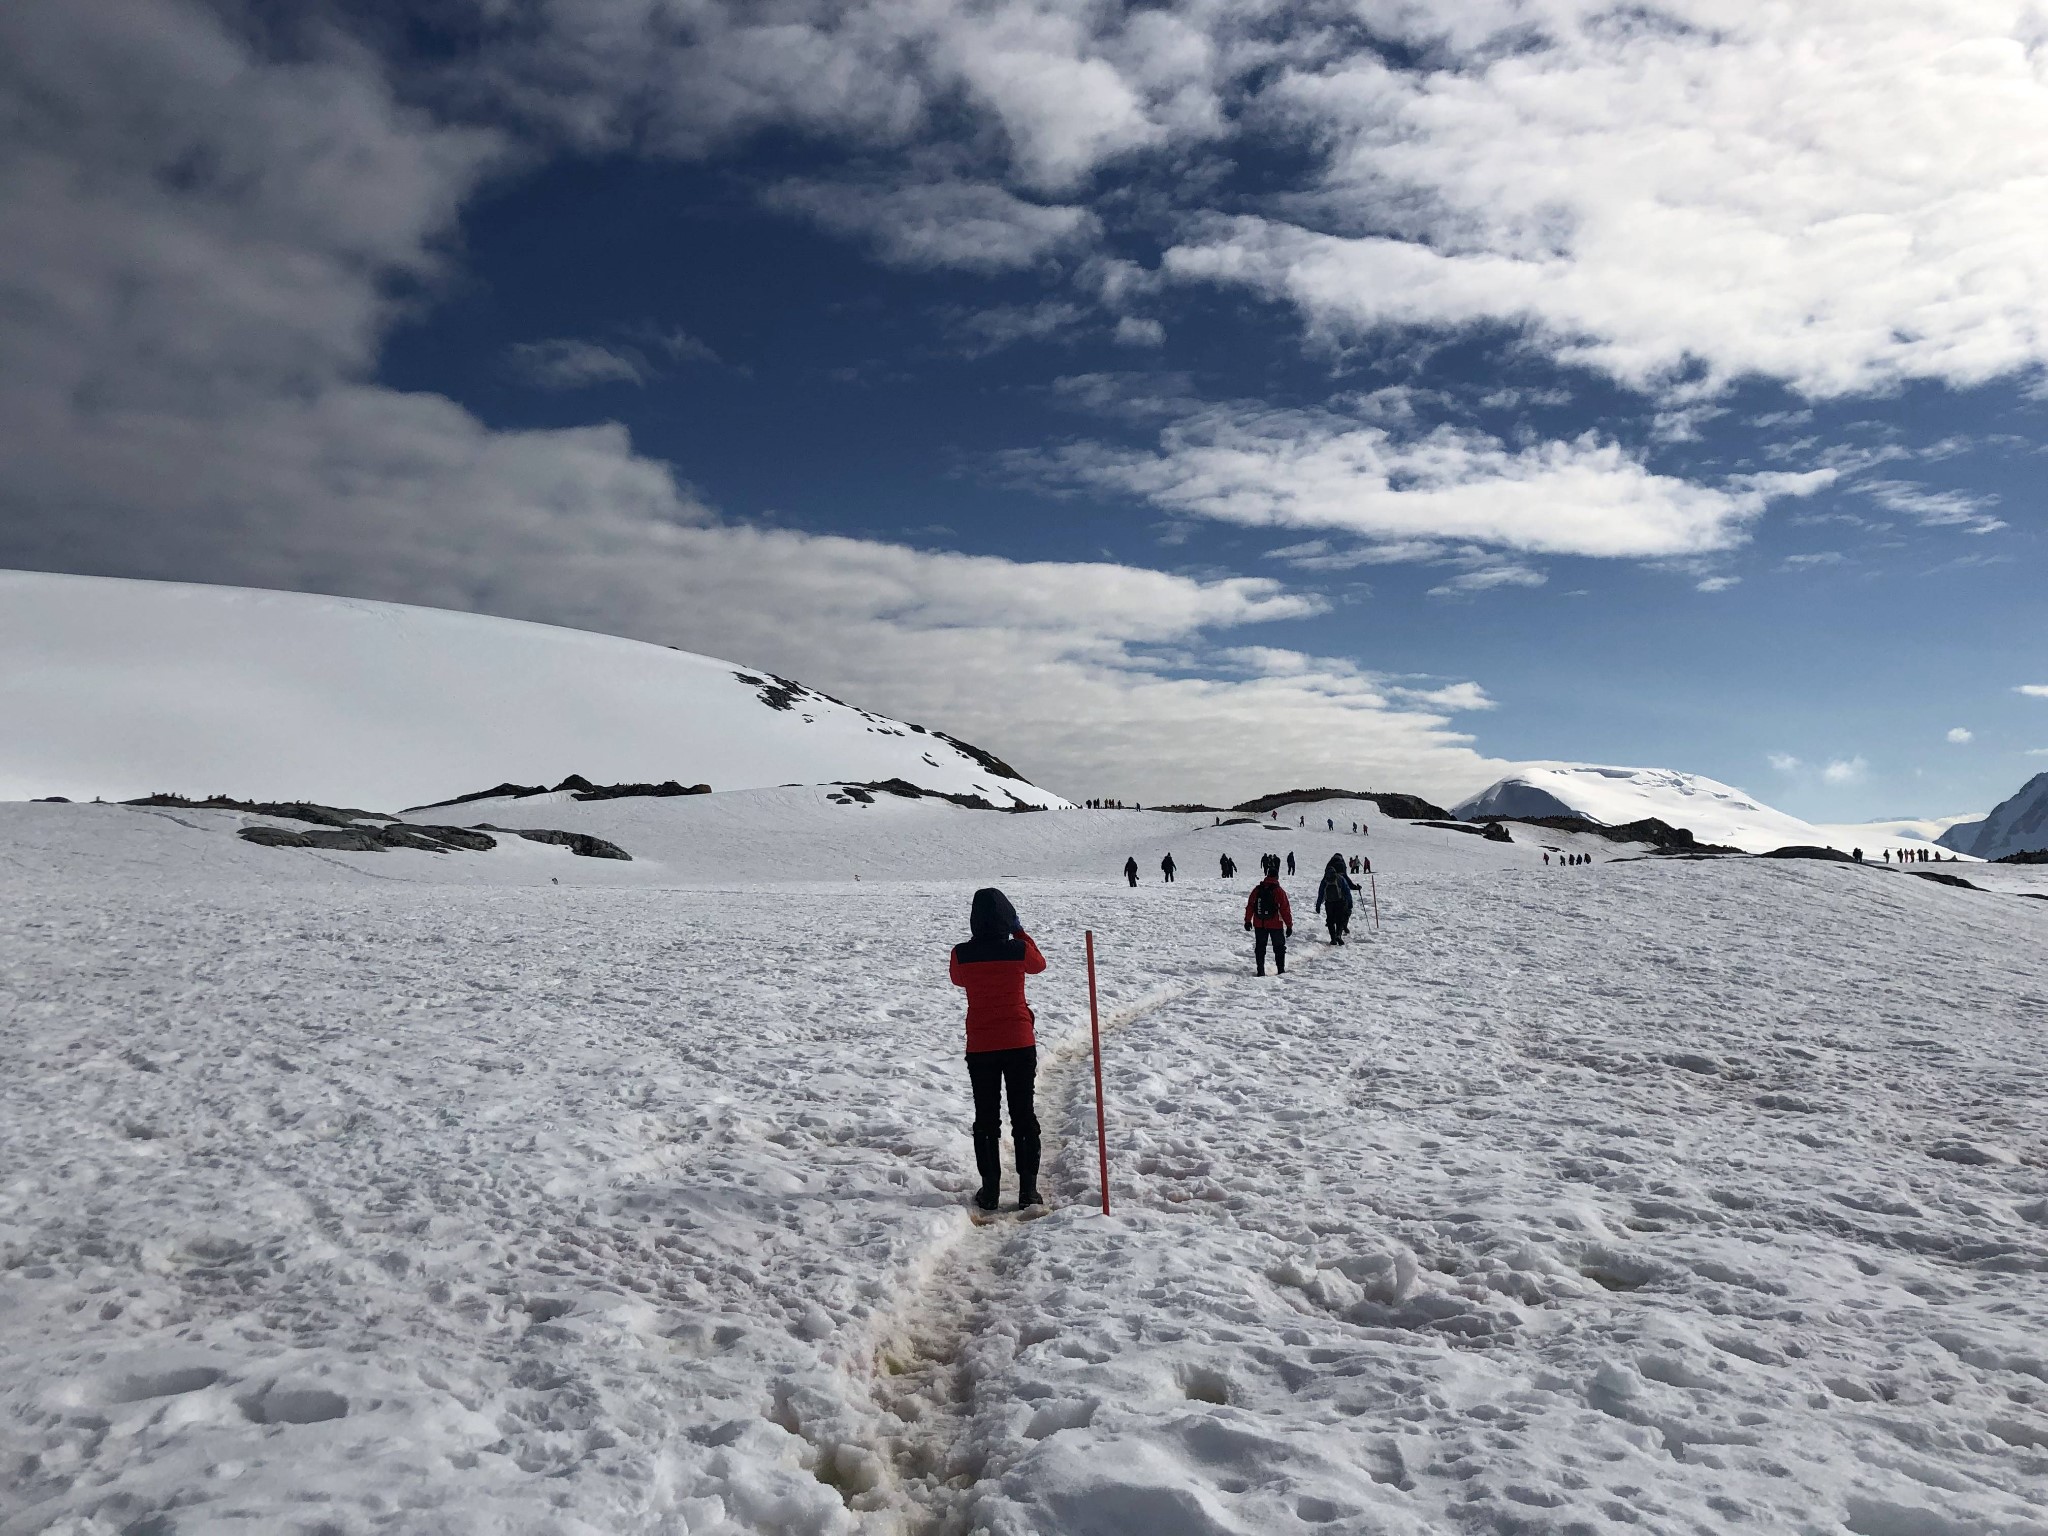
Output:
[1369,872,1381,931]
[1086,930,1110,1215]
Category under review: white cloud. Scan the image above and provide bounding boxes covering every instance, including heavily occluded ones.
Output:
[1388,681,1496,712]
[1947,726,1974,744]
[949,300,1087,356]
[764,178,1097,271]
[1822,757,1868,785]
[2028,747,2048,757]
[506,338,647,389]
[1696,575,1740,592]
[1860,480,2006,534]
[0,0,1508,809]
[2018,684,2048,698]
[1015,392,1833,560]
[1427,562,1546,598]
[1113,316,1166,347]
[1164,3,2048,399]
[1768,752,1802,772]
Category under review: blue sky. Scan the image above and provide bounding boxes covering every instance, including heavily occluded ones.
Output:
[2,1,2045,812]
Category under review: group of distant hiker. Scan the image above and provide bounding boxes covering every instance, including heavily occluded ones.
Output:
[1544,852,1592,866]
[955,827,1383,1212]
[1885,847,1955,864]
[1085,798,1139,810]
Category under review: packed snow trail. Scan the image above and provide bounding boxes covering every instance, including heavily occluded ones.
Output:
[3,816,2045,1534]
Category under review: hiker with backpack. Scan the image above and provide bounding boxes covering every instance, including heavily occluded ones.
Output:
[1316,854,1359,945]
[1161,852,1177,883]
[1219,853,1235,879]
[1123,856,1139,887]
[1244,866,1293,975]
[949,888,1045,1212]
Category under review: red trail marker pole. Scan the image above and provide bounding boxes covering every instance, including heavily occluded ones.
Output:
[1369,872,1381,931]
[1086,930,1110,1215]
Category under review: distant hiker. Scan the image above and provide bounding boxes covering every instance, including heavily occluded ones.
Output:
[1220,853,1235,879]
[1349,854,1360,873]
[1853,847,1864,863]
[1245,868,1293,975]
[1286,851,1296,875]
[1161,853,1176,883]
[950,888,1045,1211]
[1123,856,1139,887]
[1327,817,1334,831]
[1543,852,1550,866]
[1316,854,1359,945]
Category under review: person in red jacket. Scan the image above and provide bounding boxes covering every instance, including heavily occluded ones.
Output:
[1244,869,1293,975]
[949,887,1047,1210]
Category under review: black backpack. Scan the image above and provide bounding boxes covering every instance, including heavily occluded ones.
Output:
[1253,881,1279,921]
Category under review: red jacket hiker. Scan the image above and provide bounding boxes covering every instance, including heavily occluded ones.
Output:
[1244,877,1293,931]
[951,927,1047,1053]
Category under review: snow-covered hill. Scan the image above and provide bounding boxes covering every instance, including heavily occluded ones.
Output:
[0,570,1066,809]
[1457,764,1832,853]
[1937,772,2048,861]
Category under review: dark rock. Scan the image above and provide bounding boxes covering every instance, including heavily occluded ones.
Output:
[1758,845,1857,862]
[408,825,498,852]
[844,779,1003,811]
[566,779,712,802]
[404,782,549,812]
[1480,821,1513,842]
[1909,870,1979,890]
[483,827,632,860]
[932,731,1031,784]
[238,823,494,854]
[34,796,70,802]
[1994,849,2048,864]
[1492,813,1739,854]
[840,786,875,803]
[1232,788,1452,820]
[1416,820,1487,836]
[130,794,391,825]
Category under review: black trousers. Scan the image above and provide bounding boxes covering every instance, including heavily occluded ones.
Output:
[967,1047,1039,1140]
[1254,927,1287,973]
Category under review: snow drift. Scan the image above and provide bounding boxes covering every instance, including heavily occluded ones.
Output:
[0,570,1067,810]
[1937,772,2048,861]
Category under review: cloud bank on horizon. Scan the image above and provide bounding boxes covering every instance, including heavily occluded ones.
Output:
[0,0,2043,809]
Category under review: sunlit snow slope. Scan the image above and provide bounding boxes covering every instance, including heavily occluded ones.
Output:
[1458,764,1835,853]
[0,570,1065,810]
[1938,772,2048,861]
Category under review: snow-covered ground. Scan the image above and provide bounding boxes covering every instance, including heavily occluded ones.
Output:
[1456,764,1981,860]
[0,571,1065,810]
[4,795,2045,1536]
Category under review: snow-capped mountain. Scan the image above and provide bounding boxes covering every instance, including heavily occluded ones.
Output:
[0,570,1067,809]
[1936,772,2048,861]
[1454,764,1824,853]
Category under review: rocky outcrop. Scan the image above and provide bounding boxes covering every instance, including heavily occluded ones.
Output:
[473,826,632,860]
[131,794,390,826]
[239,824,495,853]
[1232,789,1452,820]
[1941,773,2048,860]
[1758,846,1857,862]
[408,776,711,811]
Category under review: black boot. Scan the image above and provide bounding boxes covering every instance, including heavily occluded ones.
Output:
[1014,1125,1042,1208]
[973,1130,1002,1211]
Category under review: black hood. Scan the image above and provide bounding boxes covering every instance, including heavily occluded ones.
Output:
[956,887,1027,964]
[970,887,1020,941]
